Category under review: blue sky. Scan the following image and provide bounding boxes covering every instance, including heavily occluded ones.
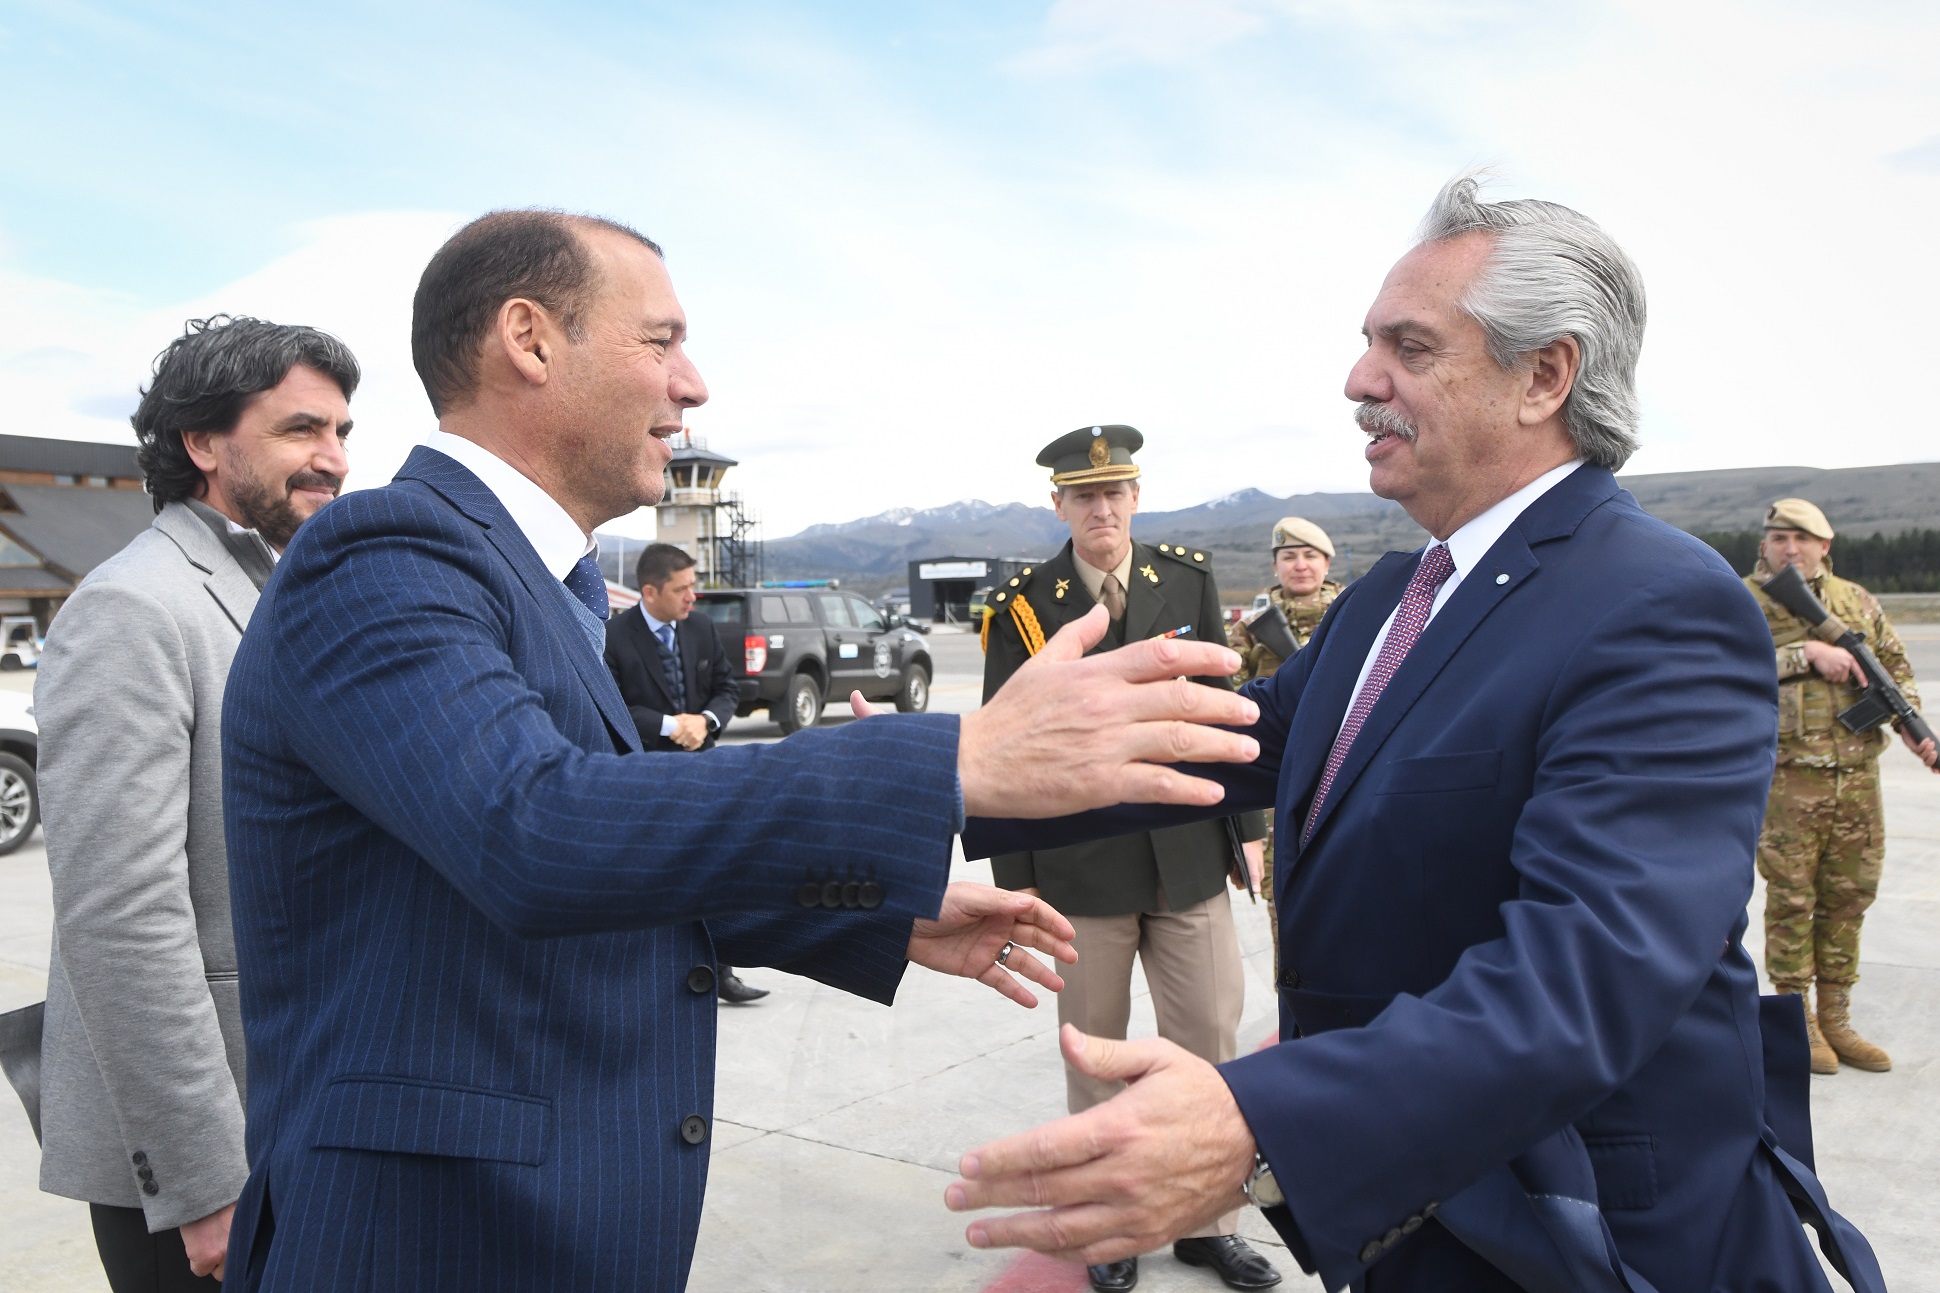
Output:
[3,0,1937,537]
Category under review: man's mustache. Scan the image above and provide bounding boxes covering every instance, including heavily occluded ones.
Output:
[1355,401,1417,442]
[287,471,343,497]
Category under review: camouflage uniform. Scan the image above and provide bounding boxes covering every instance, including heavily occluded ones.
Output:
[1227,580,1341,963]
[1748,560,1920,990]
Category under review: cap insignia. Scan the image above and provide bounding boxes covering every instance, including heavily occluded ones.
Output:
[1089,438,1111,469]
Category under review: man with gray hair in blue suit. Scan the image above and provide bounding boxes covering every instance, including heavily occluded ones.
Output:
[219,209,1258,1291]
[948,175,1886,1292]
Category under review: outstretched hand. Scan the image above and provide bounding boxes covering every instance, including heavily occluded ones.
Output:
[944,1025,1257,1264]
[958,606,1259,818]
[907,881,1078,1008]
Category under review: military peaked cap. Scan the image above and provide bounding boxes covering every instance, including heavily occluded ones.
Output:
[1039,424,1142,486]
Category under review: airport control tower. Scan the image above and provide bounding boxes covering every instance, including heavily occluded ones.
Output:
[655,429,761,588]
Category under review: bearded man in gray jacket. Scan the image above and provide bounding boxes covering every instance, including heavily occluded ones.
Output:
[37,316,356,1290]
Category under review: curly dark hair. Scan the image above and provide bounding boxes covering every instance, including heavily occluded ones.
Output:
[132,316,361,513]
[411,210,661,417]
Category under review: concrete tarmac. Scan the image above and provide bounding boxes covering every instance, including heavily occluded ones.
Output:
[0,627,1934,1291]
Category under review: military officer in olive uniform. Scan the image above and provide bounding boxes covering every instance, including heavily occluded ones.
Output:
[1226,516,1343,969]
[1749,498,1936,1075]
[982,425,1279,1293]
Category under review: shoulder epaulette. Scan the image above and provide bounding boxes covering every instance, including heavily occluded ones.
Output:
[1153,542,1210,568]
[984,564,1046,655]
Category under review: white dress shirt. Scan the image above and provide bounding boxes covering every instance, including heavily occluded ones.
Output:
[423,431,594,579]
[1341,459,1583,730]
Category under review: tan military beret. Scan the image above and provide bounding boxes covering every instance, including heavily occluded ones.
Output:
[1270,516,1334,559]
[1764,498,1833,541]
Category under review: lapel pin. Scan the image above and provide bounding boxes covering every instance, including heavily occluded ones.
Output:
[1495,572,1510,585]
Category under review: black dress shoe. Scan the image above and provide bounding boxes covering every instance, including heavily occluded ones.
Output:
[1086,1257,1137,1291]
[1173,1236,1281,1289]
[716,968,770,1004]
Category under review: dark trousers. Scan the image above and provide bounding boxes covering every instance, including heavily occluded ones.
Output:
[90,1204,220,1293]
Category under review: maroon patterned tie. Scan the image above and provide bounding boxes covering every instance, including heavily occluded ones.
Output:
[1303,543,1456,843]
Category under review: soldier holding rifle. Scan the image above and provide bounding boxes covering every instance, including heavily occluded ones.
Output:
[1750,497,1937,1075]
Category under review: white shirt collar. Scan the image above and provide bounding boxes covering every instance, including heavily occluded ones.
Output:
[422,431,594,581]
[641,607,676,638]
[1438,458,1583,581]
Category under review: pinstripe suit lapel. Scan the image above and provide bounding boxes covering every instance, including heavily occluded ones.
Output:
[398,447,640,752]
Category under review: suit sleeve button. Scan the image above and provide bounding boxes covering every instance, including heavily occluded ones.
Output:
[141,1180,160,1196]
[841,882,860,909]
[1382,1226,1402,1249]
[858,882,883,910]
[130,1151,147,1166]
[1400,1214,1423,1235]
[686,966,717,995]
[136,1166,154,1182]
[679,1115,709,1145]
[1358,1240,1381,1264]
[797,882,821,908]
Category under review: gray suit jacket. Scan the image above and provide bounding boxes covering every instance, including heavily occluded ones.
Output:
[37,501,270,1231]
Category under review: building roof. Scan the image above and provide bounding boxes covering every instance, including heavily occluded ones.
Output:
[663,430,737,469]
[0,483,157,582]
[0,434,142,479]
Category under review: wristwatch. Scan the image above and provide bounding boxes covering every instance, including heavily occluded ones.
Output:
[1243,1151,1283,1209]
[703,712,720,733]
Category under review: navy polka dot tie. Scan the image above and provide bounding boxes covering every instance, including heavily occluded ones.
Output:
[564,553,610,621]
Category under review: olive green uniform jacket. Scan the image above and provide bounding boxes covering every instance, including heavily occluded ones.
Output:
[981,538,1263,918]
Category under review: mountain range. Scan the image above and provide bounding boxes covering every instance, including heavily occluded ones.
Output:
[757,461,1940,598]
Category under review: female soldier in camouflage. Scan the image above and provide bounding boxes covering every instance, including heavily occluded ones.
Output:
[1226,517,1343,965]
[1750,498,1936,1075]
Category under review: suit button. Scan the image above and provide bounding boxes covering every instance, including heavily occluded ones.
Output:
[1359,1240,1381,1264]
[1423,1201,1439,1218]
[1278,967,1301,991]
[858,882,883,910]
[797,882,821,908]
[137,1166,154,1182]
[130,1151,147,1166]
[822,882,844,908]
[686,966,716,995]
[680,1115,709,1145]
[1400,1214,1423,1235]
[841,882,860,909]
[1382,1226,1402,1249]
[142,1180,160,1196]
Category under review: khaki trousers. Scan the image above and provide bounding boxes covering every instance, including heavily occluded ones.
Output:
[1059,887,1245,1238]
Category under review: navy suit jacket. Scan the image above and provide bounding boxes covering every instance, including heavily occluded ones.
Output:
[604,604,739,752]
[966,468,1881,1293]
[221,447,961,1291]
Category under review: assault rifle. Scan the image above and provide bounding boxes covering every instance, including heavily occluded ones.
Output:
[1240,602,1302,664]
[1761,564,1936,765]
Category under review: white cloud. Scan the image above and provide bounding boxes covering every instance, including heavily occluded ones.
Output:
[1,212,459,495]
[4,1,1939,548]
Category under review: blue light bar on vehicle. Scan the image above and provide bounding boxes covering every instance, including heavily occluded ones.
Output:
[759,579,840,588]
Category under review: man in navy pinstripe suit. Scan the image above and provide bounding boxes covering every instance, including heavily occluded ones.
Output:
[219,210,1262,1291]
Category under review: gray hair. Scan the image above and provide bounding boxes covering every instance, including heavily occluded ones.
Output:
[1417,172,1646,471]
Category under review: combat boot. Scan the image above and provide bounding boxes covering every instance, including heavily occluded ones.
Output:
[1817,983,1891,1072]
[1775,981,1838,1074]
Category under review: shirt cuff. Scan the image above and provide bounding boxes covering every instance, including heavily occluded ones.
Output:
[659,714,679,738]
